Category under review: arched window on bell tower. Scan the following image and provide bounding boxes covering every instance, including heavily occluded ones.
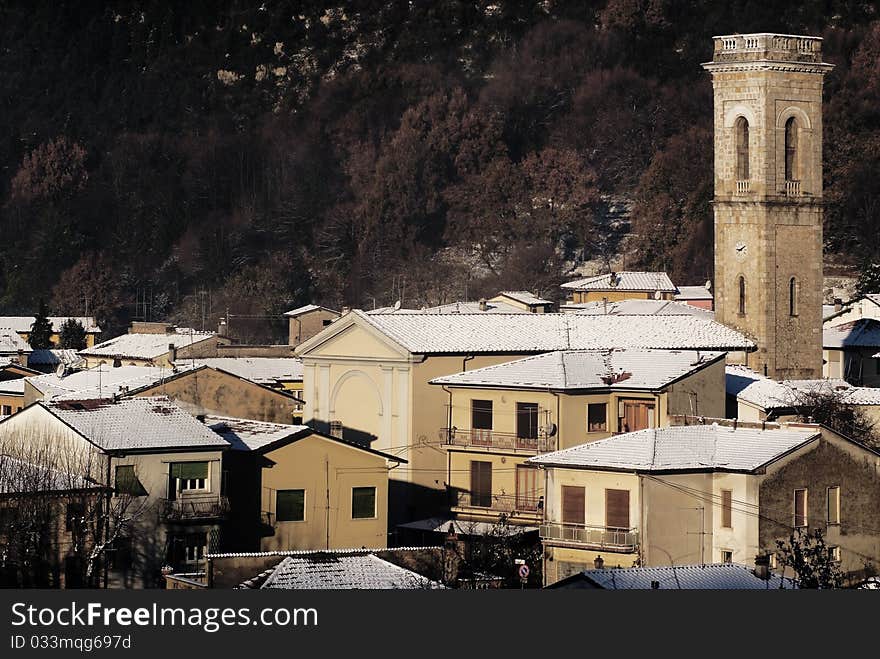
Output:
[735,117,750,180]
[738,276,746,315]
[789,277,798,316]
[784,117,798,181]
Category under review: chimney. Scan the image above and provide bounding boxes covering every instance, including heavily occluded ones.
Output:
[169,343,177,362]
[478,298,488,312]
[833,298,842,312]
[217,317,227,337]
[754,553,771,580]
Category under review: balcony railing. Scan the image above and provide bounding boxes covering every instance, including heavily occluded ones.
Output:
[456,491,543,515]
[442,428,556,453]
[735,179,751,195]
[784,180,800,196]
[540,522,639,552]
[160,495,230,522]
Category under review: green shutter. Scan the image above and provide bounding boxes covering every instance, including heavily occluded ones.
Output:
[115,465,148,497]
[170,462,209,480]
[352,487,376,519]
[276,490,305,522]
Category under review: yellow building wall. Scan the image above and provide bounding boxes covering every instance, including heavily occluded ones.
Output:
[570,291,675,304]
[18,332,98,348]
[0,393,24,415]
[259,435,390,551]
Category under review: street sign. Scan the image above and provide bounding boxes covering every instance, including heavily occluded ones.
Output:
[518,564,530,580]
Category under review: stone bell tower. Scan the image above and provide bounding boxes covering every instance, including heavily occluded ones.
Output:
[703,34,833,379]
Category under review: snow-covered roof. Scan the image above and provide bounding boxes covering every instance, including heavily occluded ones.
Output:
[351,310,754,354]
[27,364,200,401]
[431,349,724,391]
[259,553,444,590]
[564,299,714,318]
[528,424,819,472]
[558,564,798,590]
[0,455,100,494]
[0,329,32,354]
[674,285,714,301]
[177,358,303,384]
[494,291,553,306]
[561,271,676,292]
[81,328,216,360]
[0,316,101,334]
[206,416,312,452]
[27,349,86,368]
[42,396,229,452]
[283,304,339,318]
[823,318,880,349]
[368,300,530,315]
[727,365,880,409]
[0,380,25,396]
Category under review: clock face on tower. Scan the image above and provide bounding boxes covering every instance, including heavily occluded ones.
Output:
[734,241,748,261]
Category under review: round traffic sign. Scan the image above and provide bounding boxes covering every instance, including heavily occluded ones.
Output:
[518,564,530,579]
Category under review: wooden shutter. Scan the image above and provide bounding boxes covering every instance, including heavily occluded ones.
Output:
[470,461,492,507]
[605,489,630,529]
[827,487,840,525]
[794,489,807,527]
[561,486,585,526]
[516,466,539,510]
[721,490,732,528]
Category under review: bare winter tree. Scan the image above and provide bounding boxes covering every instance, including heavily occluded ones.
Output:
[785,385,879,449]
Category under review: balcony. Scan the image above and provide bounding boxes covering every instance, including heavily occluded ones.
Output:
[442,427,556,453]
[735,180,751,195]
[783,180,800,196]
[455,491,543,516]
[160,495,230,522]
[540,522,639,552]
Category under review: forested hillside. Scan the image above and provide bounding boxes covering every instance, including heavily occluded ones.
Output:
[2,1,879,337]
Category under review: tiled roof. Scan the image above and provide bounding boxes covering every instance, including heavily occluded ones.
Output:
[823,318,880,349]
[528,424,819,472]
[27,364,199,400]
[179,357,303,384]
[431,349,724,390]
[560,564,798,589]
[674,285,714,301]
[0,329,32,354]
[495,291,553,306]
[727,365,880,408]
[27,349,85,368]
[284,304,338,317]
[561,271,676,292]
[206,416,312,451]
[564,299,714,318]
[0,455,100,494]
[258,552,444,589]
[354,311,753,354]
[368,300,530,315]
[43,396,229,452]
[81,328,216,360]
[0,316,101,334]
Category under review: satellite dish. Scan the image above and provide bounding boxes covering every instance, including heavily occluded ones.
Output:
[654,290,662,300]
[392,300,402,311]
[55,362,67,378]
[543,423,558,437]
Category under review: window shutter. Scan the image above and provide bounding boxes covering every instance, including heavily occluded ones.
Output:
[605,489,630,529]
[470,461,492,507]
[170,462,209,480]
[721,490,732,528]
[794,489,807,527]
[561,486,585,526]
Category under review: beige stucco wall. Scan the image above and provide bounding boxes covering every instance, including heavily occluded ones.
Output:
[568,290,674,304]
[288,310,340,346]
[665,357,726,419]
[259,434,390,551]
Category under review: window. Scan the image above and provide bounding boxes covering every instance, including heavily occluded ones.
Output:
[561,486,585,526]
[351,486,376,519]
[170,462,209,493]
[794,488,808,527]
[721,489,733,529]
[784,117,798,181]
[620,400,655,433]
[515,465,539,511]
[1,405,10,416]
[115,465,148,497]
[471,400,493,430]
[738,276,746,315]
[827,486,840,525]
[469,461,492,508]
[276,489,305,522]
[789,277,798,316]
[721,550,733,564]
[65,502,85,532]
[329,420,343,439]
[605,489,630,530]
[829,546,841,563]
[322,319,333,326]
[735,116,750,180]
[516,402,539,440]
[183,533,207,563]
[587,403,607,432]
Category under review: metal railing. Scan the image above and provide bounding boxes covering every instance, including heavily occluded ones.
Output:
[540,522,639,551]
[160,495,230,522]
[735,179,751,195]
[442,428,556,453]
[784,180,800,196]
[456,491,543,514]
